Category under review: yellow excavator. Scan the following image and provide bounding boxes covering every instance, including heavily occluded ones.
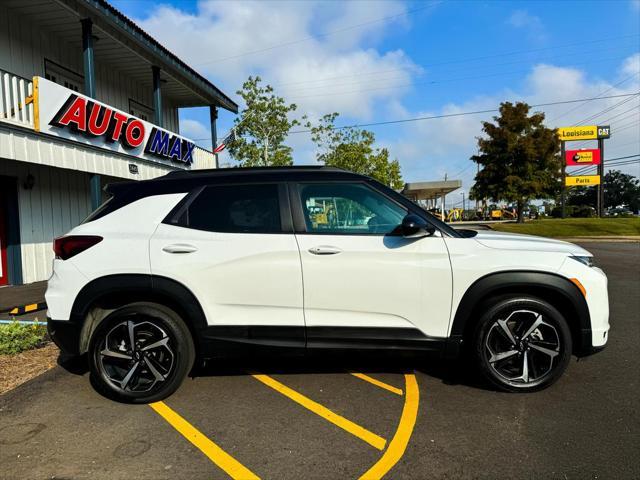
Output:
[490,209,517,220]
[446,208,464,222]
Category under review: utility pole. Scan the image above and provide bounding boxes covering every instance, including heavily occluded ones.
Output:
[462,191,465,219]
[560,140,566,219]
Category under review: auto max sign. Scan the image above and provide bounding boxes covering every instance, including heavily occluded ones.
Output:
[35,77,195,166]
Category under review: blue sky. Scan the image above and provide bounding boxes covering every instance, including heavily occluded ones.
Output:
[112,0,640,197]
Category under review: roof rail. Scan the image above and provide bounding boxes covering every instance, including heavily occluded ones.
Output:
[163,165,347,178]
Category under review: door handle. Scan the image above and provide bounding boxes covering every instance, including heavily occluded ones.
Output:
[162,244,198,254]
[308,246,342,255]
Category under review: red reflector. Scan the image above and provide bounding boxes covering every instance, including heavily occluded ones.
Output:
[53,235,103,260]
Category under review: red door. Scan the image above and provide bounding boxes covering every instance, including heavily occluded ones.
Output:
[0,191,8,286]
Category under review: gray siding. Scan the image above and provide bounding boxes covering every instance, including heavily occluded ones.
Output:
[0,159,92,284]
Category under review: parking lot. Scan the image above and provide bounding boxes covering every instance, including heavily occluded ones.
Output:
[1,242,638,479]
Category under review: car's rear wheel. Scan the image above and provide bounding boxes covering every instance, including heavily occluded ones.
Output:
[88,302,195,403]
[473,296,572,392]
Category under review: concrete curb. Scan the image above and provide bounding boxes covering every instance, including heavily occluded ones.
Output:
[0,302,47,315]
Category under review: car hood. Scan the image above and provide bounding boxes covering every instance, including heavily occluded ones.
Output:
[472,230,591,255]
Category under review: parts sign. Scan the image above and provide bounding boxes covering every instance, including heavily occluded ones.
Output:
[565,175,601,187]
[35,77,195,167]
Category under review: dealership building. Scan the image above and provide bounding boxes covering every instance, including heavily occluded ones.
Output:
[0,0,238,286]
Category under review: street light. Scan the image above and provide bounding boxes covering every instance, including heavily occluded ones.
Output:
[460,190,465,220]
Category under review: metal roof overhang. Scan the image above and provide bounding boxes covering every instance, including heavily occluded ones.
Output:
[3,0,238,112]
[402,180,462,201]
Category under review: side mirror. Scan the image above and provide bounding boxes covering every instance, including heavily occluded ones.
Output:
[401,214,435,238]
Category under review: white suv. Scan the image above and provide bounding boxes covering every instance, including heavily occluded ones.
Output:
[46,167,609,403]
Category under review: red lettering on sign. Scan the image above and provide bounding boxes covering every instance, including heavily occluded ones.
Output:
[123,119,145,148]
[109,112,129,142]
[55,96,87,132]
[87,103,112,136]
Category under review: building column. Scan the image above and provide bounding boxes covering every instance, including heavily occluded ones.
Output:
[81,18,101,210]
[81,18,96,98]
[210,105,218,168]
[152,66,162,127]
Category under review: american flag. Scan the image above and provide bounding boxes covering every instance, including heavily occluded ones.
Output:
[213,129,236,154]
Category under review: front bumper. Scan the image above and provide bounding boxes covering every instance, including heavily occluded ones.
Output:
[47,319,81,355]
[558,258,610,353]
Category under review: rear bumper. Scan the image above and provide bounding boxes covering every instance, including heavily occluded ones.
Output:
[47,319,81,355]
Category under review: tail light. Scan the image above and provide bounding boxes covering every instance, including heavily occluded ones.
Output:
[54,235,103,260]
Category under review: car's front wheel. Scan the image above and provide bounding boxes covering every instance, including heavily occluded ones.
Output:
[473,296,572,392]
[88,302,195,403]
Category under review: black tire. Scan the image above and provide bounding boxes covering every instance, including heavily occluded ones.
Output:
[88,302,195,403]
[472,296,572,392]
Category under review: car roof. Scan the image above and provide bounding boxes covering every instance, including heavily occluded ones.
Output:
[105,166,370,197]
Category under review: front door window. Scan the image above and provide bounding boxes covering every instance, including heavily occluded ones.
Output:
[298,183,407,234]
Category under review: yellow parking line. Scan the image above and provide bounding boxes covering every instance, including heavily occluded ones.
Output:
[351,373,403,396]
[359,374,420,480]
[252,374,387,451]
[149,401,260,480]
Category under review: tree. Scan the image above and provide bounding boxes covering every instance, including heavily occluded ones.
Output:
[470,102,561,222]
[306,113,404,189]
[568,170,640,212]
[228,76,301,166]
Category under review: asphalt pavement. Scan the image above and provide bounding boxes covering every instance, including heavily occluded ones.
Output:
[0,242,638,479]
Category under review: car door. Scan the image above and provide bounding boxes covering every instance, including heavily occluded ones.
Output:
[150,182,305,348]
[291,181,452,348]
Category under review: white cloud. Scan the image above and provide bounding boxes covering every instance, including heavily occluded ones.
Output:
[507,9,548,44]
[133,0,418,118]
[180,118,210,142]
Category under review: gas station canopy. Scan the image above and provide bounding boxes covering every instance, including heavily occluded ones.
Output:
[402,180,462,202]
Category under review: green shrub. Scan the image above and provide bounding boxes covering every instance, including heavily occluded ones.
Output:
[0,321,48,355]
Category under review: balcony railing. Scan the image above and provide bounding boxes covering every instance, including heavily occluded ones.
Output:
[0,69,34,128]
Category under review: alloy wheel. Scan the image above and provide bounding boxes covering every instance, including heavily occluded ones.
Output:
[485,309,561,385]
[97,317,175,393]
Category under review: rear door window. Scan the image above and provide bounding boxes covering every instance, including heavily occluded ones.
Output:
[179,184,283,234]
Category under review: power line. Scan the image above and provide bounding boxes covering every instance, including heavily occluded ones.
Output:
[192,93,640,142]
[598,102,640,124]
[570,154,640,175]
[548,72,639,124]
[566,96,640,149]
[275,43,639,92]
[607,139,640,152]
[575,94,640,126]
[288,92,640,134]
[288,54,633,100]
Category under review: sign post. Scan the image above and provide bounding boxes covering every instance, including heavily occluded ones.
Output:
[560,141,566,219]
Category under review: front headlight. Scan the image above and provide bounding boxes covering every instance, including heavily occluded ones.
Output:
[570,255,594,267]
